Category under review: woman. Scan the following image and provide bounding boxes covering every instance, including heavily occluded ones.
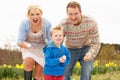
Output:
[17,4,51,80]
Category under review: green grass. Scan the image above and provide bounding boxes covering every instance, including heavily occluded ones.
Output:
[71,71,120,80]
[1,71,120,80]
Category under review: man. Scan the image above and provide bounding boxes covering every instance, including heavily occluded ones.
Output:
[59,1,101,80]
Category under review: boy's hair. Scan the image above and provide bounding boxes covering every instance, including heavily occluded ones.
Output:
[50,26,64,37]
[66,1,81,13]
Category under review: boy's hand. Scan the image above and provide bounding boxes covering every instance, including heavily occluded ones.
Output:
[59,55,66,63]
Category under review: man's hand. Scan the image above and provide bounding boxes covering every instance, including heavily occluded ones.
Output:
[84,52,91,61]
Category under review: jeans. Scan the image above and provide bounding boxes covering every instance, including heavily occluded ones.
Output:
[64,46,94,80]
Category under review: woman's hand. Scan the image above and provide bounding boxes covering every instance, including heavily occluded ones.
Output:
[19,42,31,49]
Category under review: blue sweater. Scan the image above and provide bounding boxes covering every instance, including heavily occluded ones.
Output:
[43,42,71,76]
[17,18,52,45]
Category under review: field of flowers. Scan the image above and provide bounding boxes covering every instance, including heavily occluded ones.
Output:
[73,60,120,75]
[0,60,120,80]
[0,64,24,79]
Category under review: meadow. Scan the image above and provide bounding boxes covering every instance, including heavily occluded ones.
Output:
[0,43,120,80]
[0,60,120,80]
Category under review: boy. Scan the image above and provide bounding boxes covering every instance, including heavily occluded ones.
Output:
[43,26,71,80]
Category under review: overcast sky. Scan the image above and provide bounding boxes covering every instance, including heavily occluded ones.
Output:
[0,0,120,47]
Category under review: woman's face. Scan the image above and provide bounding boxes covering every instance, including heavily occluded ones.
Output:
[29,9,42,25]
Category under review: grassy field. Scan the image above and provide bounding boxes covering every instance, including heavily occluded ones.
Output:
[71,71,120,80]
[1,71,120,80]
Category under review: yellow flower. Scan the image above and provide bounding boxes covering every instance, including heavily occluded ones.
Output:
[94,60,99,67]
[105,63,109,67]
[113,64,117,67]
[7,65,12,68]
[20,64,24,69]
[15,64,20,69]
[3,64,7,67]
[108,62,114,66]
[75,61,81,68]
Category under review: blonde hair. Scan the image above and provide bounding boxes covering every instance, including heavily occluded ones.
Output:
[50,26,64,37]
[27,4,43,18]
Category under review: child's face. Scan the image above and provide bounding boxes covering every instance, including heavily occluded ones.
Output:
[51,30,64,46]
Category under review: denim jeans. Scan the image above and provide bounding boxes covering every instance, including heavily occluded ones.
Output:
[64,46,94,80]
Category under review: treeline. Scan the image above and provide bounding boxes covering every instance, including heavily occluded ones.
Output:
[0,43,120,65]
[95,43,120,64]
[0,49,22,65]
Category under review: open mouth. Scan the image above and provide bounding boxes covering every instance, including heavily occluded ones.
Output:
[33,19,38,23]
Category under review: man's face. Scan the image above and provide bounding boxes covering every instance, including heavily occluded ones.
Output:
[67,7,82,26]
